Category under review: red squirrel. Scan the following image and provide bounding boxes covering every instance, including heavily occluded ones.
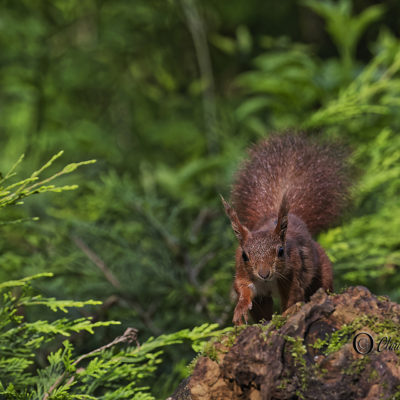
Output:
[222,134,350,325]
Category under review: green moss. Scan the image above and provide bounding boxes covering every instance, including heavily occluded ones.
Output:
[284,335,308,397]
[342,355,369,375]
[231,324,248,340]
[311,337,328,351]
[203,341,219,361]
[186,355,201,376]
[368,368,379,382]
[318,367,328,377]
[377,295,390,302]
[270,314,288,329]
[186,324,247,375]
[325,324,356,354]
[258,313,288,341]
[186,340,221,376]
[368,317,400,336]
[309,314,400,356]
[393,385,400,399]
[310,321,359,356]
[276,378,290,390]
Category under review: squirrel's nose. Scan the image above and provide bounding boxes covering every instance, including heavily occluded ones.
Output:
[258,270,272,280]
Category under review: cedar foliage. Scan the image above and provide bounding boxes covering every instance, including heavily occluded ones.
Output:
[0,157,227,399]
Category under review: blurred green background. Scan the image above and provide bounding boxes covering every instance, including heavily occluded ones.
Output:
[1,0,400,397]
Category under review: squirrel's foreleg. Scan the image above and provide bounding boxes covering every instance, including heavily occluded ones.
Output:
[233,277,253,326]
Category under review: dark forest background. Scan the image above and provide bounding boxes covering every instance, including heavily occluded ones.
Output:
[1,0,400,398]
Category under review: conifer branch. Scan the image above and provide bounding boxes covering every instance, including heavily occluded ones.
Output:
[42,327,139,400]
[72,236,122,290]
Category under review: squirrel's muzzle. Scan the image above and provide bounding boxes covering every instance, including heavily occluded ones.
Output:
[258,270,273,281]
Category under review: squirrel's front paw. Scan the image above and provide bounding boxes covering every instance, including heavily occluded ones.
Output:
[233,299,252,326]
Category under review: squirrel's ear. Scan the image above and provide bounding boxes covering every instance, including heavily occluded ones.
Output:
[275,192,289,242]
[220,195,250,244]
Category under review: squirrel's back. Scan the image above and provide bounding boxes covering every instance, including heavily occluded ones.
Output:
[231,133,351,235]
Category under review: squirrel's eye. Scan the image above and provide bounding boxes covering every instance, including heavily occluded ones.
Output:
[277,246,284,258]
[242,251,249,262]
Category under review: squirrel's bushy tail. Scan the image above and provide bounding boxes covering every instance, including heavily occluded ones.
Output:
[231,133,351,235]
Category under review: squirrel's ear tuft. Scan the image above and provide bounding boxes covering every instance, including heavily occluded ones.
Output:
[275,192,289,242]
[220,195,250,244]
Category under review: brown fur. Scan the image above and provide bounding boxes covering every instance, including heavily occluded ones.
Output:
[223,133,351,325]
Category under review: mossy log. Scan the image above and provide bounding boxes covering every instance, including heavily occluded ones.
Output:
[169,287,400,400]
